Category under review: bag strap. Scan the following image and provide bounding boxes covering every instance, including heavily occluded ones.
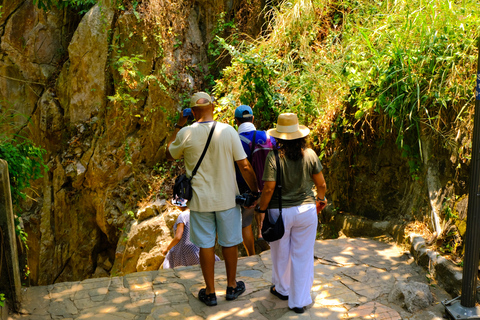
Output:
[191,121,216,179]
[249,130,257,162]
[274,149,282,214]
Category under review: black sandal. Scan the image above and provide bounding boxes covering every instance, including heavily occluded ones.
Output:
[290,306,306,313]
[198,288,217,306]
[226,281,246,300]
[270,285,288,300]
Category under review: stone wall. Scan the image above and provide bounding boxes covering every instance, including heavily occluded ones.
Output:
[323,110,471,236]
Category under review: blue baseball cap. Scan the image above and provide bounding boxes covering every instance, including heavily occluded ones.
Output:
[235,105,253,118]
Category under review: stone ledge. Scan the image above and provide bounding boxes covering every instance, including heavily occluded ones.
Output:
[332,213,405,244]
[408,234,462,297]
[333,213,463,298]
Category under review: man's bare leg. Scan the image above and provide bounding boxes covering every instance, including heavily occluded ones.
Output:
[200,247,216,294]
[222,245,238,288]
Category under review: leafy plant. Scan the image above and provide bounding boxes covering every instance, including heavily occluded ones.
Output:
[342,0,479,172]
[214,37,283,128]
[212,0,479,183]
[108,54,157,114]
[0,140,47,206]
[33,0,97,13]
[126,210,135,219]
[213,0,344,132]
[206,12,239,87]
[123,139,132,166]
[0,106,47,251]
[0,293,4,308]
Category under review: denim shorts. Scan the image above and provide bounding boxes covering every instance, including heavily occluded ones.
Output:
[190,206,243,248]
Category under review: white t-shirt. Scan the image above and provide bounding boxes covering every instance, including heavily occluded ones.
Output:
[169,121,247,212]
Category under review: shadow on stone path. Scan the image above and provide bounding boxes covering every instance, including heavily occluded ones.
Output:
[8,238,451,319]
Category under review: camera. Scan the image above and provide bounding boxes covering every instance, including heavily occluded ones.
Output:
[235,192,258,207]
[183,108,195,121]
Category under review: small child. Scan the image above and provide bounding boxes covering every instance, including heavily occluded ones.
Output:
[162,200,220,268]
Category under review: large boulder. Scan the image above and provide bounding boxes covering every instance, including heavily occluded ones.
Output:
[388,281,434,313]
[113,205,181,274]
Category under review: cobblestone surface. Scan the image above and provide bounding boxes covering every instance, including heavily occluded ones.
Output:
[8,238,451,319]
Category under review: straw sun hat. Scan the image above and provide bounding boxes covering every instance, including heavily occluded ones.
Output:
[267,113,310,140]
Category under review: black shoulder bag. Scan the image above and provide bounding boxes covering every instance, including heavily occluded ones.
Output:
[173,122,216,201]
[261,149,285,242]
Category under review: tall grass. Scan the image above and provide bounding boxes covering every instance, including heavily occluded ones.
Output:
[344,0,479,157]
[213,0,480,160]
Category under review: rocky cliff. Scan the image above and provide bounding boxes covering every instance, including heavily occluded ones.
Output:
[0,0,266,285]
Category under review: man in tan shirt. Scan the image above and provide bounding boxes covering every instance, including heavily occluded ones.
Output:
[166,92,259,306]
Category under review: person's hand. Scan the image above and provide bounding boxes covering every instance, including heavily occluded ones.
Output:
[245,191,261,209]
[174,109,191,129]
[316,197,327,213]
[162,248,168,255]
[246,199,258,209]
[177,114,188,127]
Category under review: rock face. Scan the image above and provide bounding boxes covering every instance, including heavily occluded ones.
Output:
[324,107,472,232]
[113,201,177,275]
[1,0,265,285]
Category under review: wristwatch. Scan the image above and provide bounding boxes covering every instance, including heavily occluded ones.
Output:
[174,123,184,129]
[255,205,267,213]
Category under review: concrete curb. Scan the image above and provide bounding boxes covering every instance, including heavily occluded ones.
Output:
[408,234,463,297]
[333,213,463,298]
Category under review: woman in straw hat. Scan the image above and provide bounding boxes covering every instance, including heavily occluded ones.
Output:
[254,113,327,314]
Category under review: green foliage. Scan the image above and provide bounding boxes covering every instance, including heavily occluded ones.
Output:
[0,293,4,308]
[16,224,29,250]
[213,0,343,131]
[443,198,458,221]
[214,38,284,128]
[208,12,237,58]
[108,52,170,124]
[0,106,46,251]
[109,54,151,110]
[33,0,97,13]
[206,12,239,87]
[0,140,47,207]
[342,0,479,169]
[126,210,135,219]
[212,0,480,179]
[123,140,132,166]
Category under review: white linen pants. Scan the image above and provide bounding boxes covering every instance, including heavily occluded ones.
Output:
[268,204,317,309]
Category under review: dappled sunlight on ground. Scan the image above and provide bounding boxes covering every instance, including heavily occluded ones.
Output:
[11,238,450,320]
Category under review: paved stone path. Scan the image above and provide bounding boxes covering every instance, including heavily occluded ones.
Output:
[8,238,451,319]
